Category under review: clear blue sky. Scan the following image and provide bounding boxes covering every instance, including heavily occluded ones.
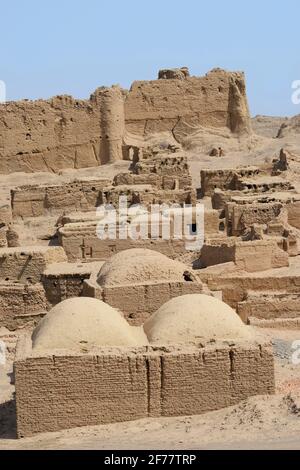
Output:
[1,0,299,116]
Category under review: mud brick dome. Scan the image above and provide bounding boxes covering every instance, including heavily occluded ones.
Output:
[96,248,195,286]
[144,294,254,343]
[32,297,147,350]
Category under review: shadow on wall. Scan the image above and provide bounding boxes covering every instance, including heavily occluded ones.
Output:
[0,396,16,439]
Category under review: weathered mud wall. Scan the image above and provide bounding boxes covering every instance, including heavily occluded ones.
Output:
[0,86,125,173]
[15,338,274,437]
[0,68,251,174]
[125,69,251,139]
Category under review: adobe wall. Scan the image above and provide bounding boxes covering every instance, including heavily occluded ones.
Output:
[229,202,287,236]
[212,189,300,212]
[234,240,289,272]
[201,240,236,268]
[248,317,300,329]
[58,223,189,262]
[84,279,203,325]
[204,209,220,234]
[200,239,289,272]
[237,292,300,323]
[113,172,192,191]
[15,336,274,437]
[125,69,251,138]
[0,196,13,247]
[0,68,251,175]
[203,274,300,311]
[11,178,110,218]
[113,172,161,188]
[288,201,300,229]
[235,178,294,193]
[102,185,196,208]
[201,167,260,197]
[0,199,12,226]
[0,87,125,174]
[42,261,102,305]
[0,282,47,330]
[58,208,219,262]
[0,246,67,283]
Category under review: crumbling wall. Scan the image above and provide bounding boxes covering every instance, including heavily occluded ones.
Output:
[113,173,160,188]
[0,282,47,330]
[42,262,102,305]
[102,185,195,208]
[0,68,251,174]
[11,178,110,218]
[15,338,274,437]
[0,246,67,283]
[234,240,289,272]
[58,222,189,262]
[125,69,251,138]
[237,292,300,323]
[200,239,289,272]
[201,240,236,268]
[235,177,294,193]
[229,202,287,236]
[0,194,13,247]
[92,281,203,325]
[201,167,260,197]
[203,273,300,312]
[288,201,300,229]
[58,205,218,262]
[0,86,125,174]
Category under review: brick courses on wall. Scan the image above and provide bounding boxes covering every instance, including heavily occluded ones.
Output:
[200,239,289,272]
[84,280,204,325]
[15,335,274,438]
[58,209,220,262]
[0,282,47,330]
[0,246,67,283]
[11,179,110,218]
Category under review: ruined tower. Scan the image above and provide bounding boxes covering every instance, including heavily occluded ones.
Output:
[92,86,125,164]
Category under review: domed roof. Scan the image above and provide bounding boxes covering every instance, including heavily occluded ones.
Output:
[97,248,190,287]
[144,294,253,344]
[32,297,148,351]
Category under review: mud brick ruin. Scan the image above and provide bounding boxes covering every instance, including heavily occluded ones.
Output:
[0,66,299,437]
[14,295,274,437]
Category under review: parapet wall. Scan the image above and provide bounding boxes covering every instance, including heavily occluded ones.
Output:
[15,336,274,437]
